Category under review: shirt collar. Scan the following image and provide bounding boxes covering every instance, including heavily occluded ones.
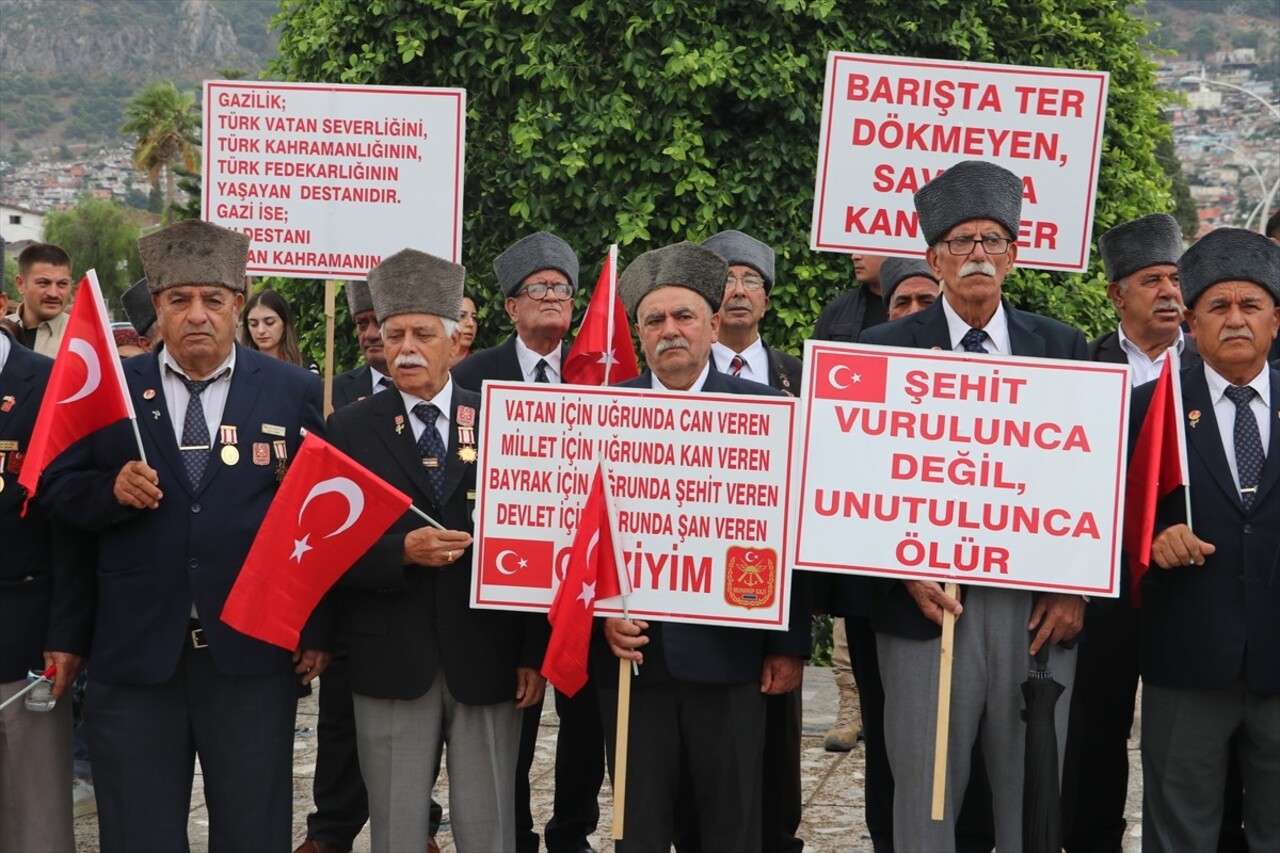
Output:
[651,360,711,393]
[1116,324,1185,361]
[712,338,765,372]
[514,334,562,381]
[941,297,1010,354]
[1203,361,1272,408]
[162,343,236,382]
[400,378,454,421]
[0,330,10,372]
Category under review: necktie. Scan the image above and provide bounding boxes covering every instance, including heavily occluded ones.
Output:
[960,328,988,354]
[376,376,393,393]
[534,359,551,383]
[178,375,213,488]
[413,402,447,504]
[729,355,745,377]
[1224,385,1263,511]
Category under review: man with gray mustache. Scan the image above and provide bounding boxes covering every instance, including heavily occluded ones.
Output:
[859,160,1089,852]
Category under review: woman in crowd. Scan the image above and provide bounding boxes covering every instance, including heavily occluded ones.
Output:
[242,288,307,367]
[450,292,479,366]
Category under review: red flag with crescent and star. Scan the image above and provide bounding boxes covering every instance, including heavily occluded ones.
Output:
[562,245,640,386]
[19,270,134,505]
[222,432,412,650]
[541,463,625,696]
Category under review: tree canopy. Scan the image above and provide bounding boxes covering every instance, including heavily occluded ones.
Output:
[41,196,144,308]
[271,0,1178,359]
[121,81,200,225]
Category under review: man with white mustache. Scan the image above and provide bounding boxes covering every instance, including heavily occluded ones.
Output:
[859,160,1089,852]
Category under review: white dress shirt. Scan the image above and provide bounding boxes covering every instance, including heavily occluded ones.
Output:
[401,380,454,450]
[1117,325,1187,387]
[712,338,766,382]
[651,361,711,393]
[515,336,562,383]
[160,346,236,447]
[941,297,1011,355]
[1203,362,1271,493]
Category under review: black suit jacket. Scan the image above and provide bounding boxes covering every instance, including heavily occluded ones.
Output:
[589,369,811,686]
[450,335,570,392]
[858,299,1088,640]
[1,345,94,682]
[331,364,374,410]
[814,285,876,342]
[1130,364,1280,694]
[327,384,548,705]
[762,343,803,396]
[1088,329,1202,369]
[40,345,326,684]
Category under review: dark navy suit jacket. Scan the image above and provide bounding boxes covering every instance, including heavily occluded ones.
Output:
[1,343,94,682]
[40,344,325,684]
[857,298,1088,640]
[589,368,811,686]
[1130,363,1280,694]
[327,383,548,705]
[450,335,570,393]
[331,363,373,410]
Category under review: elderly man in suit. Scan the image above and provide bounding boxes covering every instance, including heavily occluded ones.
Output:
[1062,213,1199,852]
[452,231,605,853]
[600,241,810,853]
[859,160,1088,852]
[326,249,548,853]
[40,219,329,851]
[1133,227,1280,853]
[0,289,93,853]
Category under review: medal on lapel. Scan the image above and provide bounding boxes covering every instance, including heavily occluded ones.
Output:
[6,451,24,476]
[142,389,156,401]
[456,405,477,463]
[273,439,289,482]
[395,414,405,435]
[1,395,15,412]
[219,425,240,466]
[1188,409,1201,429]
[253,442,271,466]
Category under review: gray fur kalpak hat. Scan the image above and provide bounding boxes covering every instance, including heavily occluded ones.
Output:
[1099,214,1183,283]
[1179,227,1280,308]
[344,279,373,316]
[493,231,579,297]
[121,278,157,335]
[879,257,939,307]
[702,229,775,291]
[619,241,728,322]
[367,249,465,324]
[915,160,1023,246]
[138,219,250,294]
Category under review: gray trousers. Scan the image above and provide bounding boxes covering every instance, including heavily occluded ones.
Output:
[1142,680,1280,853]
[353,678,522,853]
[878,586,1077,853]
[0,679,74,853]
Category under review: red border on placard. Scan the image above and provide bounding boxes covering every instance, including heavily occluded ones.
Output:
[812,54,1109,271]
[203,80,465,276]
[794,343,1127,596]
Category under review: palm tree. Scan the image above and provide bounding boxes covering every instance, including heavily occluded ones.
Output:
[121,81,200,224]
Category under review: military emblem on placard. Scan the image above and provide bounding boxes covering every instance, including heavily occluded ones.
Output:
[723,546,778,610]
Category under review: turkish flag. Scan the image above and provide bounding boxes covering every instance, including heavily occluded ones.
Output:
[812,350,889,403]
[562,246,640,386]
[221,432,412,649]
[19,271,134,504]
[1122,353,1190,606]
[481,537,555,588]
[541,465,624,696]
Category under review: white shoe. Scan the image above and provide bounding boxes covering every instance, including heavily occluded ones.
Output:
[73,777,96,818]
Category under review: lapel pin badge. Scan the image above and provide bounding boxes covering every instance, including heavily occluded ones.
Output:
[395,414,405,435]
[152,410,162,420]
[142,388,156,401]
[1,395,15,412]
[1188,409,1201,429]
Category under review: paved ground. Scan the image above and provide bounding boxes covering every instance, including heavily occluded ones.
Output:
[73,666,1144,852]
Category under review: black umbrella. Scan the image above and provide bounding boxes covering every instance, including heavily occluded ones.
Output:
[1021,641,1065,853]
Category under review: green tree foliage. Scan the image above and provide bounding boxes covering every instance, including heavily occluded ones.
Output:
[271,0,1178,352]
[41,196,144,310]
[121,81,201,225]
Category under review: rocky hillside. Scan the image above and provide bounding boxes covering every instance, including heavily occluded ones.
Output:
[0,0,278,149]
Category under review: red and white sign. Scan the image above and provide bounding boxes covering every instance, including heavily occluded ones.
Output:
[473,382,799,630]
[203,80,465,280]
[793,343,1129,596]
[811,53,1109,271]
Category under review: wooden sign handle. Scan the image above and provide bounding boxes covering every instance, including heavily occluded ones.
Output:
[611,657,632,840]
[931,581,959,821]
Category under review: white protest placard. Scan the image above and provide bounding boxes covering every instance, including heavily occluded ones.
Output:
[203,80,465,279]
[811,53,1109,272]
[793,343,1129,596]
[472,382,799,630]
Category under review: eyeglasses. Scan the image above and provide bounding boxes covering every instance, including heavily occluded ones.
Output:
[725,273,767,292]
[939,235,1014,256]
[518,281,575,300]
